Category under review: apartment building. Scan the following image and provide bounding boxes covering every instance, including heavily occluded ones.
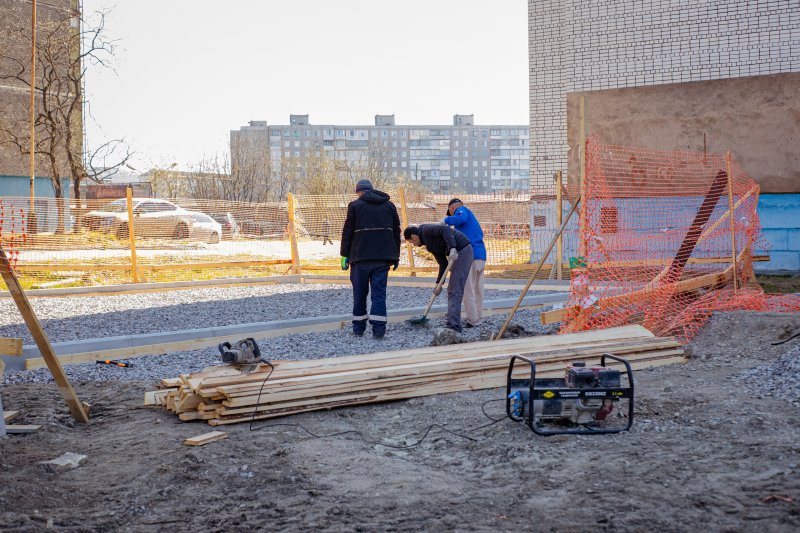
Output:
[230,114,530,193]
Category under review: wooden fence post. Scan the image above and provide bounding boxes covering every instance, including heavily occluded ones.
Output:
[725,151,739,290]
[555,170,564,280]
[126,187,139,283]
[397,187,416,276]
[287,193,301,274]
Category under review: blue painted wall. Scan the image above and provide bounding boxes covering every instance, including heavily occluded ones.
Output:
[757,193,800,272]
[0,175,72,233]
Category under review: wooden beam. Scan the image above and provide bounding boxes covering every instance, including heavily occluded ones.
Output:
[0,337,22,356]
[5,424,42,434]
[0,244,89,423]
[3,410,20,423]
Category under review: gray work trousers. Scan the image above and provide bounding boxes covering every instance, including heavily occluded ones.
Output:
[446,244,473,332]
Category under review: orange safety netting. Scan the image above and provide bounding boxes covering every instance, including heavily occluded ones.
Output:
[559,138,800,342]
[0,199,27,270]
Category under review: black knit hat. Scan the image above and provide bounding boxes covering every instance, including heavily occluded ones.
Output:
[448,198,462,207]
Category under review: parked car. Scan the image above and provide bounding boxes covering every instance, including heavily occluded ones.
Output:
[238,219,286,238]
[189,212,223,243]
[83,198,196,240]
[209,213,240,239]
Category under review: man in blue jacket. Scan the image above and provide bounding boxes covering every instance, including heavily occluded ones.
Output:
[443,198,486,327]
[340,179,401,339]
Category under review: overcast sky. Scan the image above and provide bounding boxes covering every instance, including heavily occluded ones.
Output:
[82,0,529,171]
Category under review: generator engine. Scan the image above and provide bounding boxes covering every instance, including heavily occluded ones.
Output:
[506,354,634,436]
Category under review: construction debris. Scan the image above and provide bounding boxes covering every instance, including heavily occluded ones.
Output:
[38,452,87,473]
[146,325,684,426]
[5,425,42,434]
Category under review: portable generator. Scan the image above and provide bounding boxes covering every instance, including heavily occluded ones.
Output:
[505,353,634,436]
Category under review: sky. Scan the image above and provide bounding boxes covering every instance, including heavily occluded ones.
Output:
[81,0,529,171]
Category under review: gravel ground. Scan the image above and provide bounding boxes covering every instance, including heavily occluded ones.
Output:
[0,283,529,344]
[739,343,800,407]
[3,309,553,385]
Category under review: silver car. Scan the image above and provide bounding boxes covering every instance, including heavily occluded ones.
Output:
[84,198,196,240]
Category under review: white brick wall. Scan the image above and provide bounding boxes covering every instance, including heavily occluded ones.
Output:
[529,0,800,192]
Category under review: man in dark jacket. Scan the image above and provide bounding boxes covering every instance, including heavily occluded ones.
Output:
[340,179,401,338]
[403,224,473,333]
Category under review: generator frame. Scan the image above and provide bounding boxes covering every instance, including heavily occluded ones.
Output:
[505,352,635,436]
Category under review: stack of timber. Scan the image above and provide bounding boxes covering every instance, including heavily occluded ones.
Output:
[145,325,684,426]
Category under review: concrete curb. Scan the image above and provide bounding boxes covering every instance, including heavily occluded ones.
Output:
[5,292,568,371]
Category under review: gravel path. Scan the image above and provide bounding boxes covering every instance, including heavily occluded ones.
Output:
[0,283,528,344]
[3,309,553,385]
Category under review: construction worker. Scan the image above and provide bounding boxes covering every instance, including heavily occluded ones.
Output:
[403,224,473,333]
[340,179,401,339]
[443,198,486,327]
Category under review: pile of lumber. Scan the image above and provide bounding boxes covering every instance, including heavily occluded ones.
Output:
[145,325,684,426]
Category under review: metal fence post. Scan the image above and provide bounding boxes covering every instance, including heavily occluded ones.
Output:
[287,193,302,274]
[126,186,139,283]
[555,170,564,280]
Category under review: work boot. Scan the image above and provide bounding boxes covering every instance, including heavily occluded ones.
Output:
[352,320,367,337]
[372,325,386,339]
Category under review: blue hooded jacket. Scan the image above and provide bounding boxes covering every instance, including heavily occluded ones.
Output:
[444,205,486,261]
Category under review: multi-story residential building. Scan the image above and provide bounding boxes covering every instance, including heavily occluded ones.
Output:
[230,115,530,193]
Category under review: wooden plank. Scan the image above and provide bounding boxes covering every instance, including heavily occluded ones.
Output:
[15,259,294,273]
[0,337,22,356]
[209,356,687,425]
[3,410,20,423]
[209,342,681,399]
[143,390,170,406]
[5,424,42,434]
[183,430,228,446]
[216,349,684,412]
[0,245,89,423]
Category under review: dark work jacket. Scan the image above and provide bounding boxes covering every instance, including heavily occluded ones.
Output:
[417,224,471,282]
[340,189,401,264]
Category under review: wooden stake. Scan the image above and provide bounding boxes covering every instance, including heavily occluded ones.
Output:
[578,96,587,258]
[555,170,564,280]
[287,193,301,275]
[725,151,739,291]
[397,187,416,276]
[126,187,139,283]
[0,244,89,423]
[494,196,581,340]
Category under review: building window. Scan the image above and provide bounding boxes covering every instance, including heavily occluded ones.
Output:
[533,215,546,227]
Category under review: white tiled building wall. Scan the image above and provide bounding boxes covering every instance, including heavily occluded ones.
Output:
[528,0,800,192]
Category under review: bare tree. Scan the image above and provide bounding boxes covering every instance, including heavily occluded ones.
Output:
[0,7,130,232]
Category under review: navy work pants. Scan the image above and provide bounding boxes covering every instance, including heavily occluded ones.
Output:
[446,244,473,332]
[350,260,390,336]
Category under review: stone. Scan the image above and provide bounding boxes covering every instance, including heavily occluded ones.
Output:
[38,452,87,473]
[430,327,464,346]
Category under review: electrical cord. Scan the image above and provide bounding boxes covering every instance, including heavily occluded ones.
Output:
[246,363,509,449]
[772,331,800,346]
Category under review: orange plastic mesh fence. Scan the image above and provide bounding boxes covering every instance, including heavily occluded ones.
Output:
[291,190,535,272]
[0,198,27,269]
[0,196,293,288]
[558,138,799,342]
[1,189,546,289]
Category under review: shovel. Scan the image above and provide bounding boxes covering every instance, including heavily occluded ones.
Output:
[407,256,455,326]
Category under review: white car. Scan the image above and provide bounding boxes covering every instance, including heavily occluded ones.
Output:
[189,212,223,243]
[83,198,198,240]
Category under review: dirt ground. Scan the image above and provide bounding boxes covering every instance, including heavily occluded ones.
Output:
[1,312,799,532]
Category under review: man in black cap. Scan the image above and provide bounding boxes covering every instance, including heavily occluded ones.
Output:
[340,179,401,338]
[403,224,473,333]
